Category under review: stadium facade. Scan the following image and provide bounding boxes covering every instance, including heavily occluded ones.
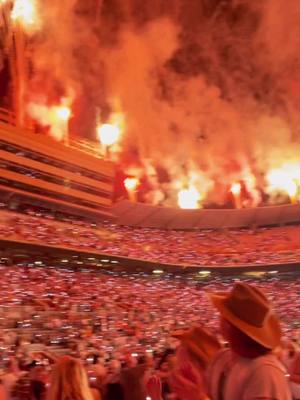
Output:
[0,121,115,220]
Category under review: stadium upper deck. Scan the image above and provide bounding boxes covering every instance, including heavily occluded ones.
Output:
[0,122,115,220]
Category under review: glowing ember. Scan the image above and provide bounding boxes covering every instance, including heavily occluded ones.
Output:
[97,123,120,147]
[11,0,38,28]
[178,186,201,209]
[124,177,139,192]
[230,182,242,195]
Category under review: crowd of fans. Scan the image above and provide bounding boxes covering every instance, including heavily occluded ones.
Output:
[0,266,298,399]
[1,209,300,266]
[0,206,300,399]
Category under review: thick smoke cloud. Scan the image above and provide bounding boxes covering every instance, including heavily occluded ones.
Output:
[28,0,107,136]
[27,0,300,206]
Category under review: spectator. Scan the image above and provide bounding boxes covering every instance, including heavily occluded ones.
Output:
[104,360,124,400]
[11,360,36,400]
[1,358,21,400]
[172,326,221,371]
[46,356,100,400]
[207,282,291,400]
[166,327,221,400]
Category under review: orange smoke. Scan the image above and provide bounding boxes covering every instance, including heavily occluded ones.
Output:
[13,1,300,208]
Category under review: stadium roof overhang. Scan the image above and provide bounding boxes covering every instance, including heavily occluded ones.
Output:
[113,200,300,230]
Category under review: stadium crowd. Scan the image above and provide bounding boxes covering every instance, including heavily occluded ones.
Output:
[0,266,298,399]
[1,209,300,266]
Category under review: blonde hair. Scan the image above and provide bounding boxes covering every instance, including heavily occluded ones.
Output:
[46,356,95,400]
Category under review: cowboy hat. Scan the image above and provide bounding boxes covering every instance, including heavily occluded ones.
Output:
[172,326,221,366]
[208,282,281,349]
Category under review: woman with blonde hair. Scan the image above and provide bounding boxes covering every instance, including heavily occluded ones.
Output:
[46,356,100,400]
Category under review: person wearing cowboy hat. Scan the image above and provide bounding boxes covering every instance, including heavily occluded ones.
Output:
[167,282,292,400]
[206,281,292,400]
[146,282,292,400]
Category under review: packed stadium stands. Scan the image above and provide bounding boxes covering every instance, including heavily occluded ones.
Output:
[0,206,300,269]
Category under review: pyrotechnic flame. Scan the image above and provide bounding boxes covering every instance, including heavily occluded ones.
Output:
[267,163,300,202]
[27,98,72,142]
[97,111,124,148]
[286,181,298,199]
[56,106,71,122]
[230,182,242,208]
[124,177,140,192]
[97,123,120,146]
[177,186,201,209]
[230,182,242,195]
[11,0,39,30]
